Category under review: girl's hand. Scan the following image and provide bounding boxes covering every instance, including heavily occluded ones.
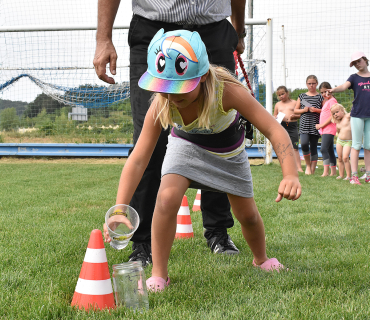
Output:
[315,124,321,130]
[304,106,309,113]
[103,223,111,243]
[275,175,301,202]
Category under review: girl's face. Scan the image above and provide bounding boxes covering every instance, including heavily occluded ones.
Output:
[331,107,344,121]
[277,89,288,102]
[320,88,332,101]
[306,79,318,91]
[159,72,208,109]
[352,57,368,72]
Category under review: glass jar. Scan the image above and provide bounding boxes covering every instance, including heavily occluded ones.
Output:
[112,261,149,311]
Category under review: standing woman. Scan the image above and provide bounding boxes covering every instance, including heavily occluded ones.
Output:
[294,75,324,175]
[328,52,370,185]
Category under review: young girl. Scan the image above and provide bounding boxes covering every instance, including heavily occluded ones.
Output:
[328,51,370,185]
[274,86,303,172]
[104,29,301,292]
[294,75,324,175]
[331,104,352,180]
[315,82,337,177]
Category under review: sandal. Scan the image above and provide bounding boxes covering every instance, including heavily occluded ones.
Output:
[253,258,285,272]
[146,276,170,292]
[336,176,343,180]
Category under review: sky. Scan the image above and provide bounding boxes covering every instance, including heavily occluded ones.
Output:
[0,0,369,102]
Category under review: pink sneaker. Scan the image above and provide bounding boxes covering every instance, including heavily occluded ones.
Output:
[350,176,361,185]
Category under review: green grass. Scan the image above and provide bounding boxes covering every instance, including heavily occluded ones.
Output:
[1,160,369,319]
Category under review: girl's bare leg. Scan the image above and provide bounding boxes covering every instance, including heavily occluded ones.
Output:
[336,144,344,178]
[151,174,190,280]
[350,148,360,174]
[343,146,352,179]
[295,150,304,172]
[321,165,329,177]
[311,160,317,175]
[330,166,337,176]
[304,154,312,175]
[227,194,268,265]
[364,149,370,173]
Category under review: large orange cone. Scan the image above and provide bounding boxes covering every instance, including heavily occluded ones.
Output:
[192,189,201,212]
[175,195,194,239]
[71,229,115,311]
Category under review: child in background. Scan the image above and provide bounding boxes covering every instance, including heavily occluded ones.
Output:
[274,86,303,172]
[103,29,301,291]
[328,51,370,185]
[316,82,337,177]
[294,75,324,175]
[331,103,351,180]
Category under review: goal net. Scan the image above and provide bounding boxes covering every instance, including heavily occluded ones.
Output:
[0,5,271,151]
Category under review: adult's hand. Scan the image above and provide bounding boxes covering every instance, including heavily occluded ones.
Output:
[93,40,117,84]
[236,38,245,55]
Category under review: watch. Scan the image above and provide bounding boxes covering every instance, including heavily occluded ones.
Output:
[238,29,246,39]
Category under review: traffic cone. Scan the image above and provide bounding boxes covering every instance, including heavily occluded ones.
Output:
[71,229,115,311]
[175,195,194,239]
[192,189,201,212]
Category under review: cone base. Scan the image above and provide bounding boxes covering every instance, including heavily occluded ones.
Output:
[175,233,194,239]
[71,292,115,311]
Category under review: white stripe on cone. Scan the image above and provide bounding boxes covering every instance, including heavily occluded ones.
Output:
[75,278,113,295]
[177,207,190,215]
[176,224,194,233]
[83,248,108,263]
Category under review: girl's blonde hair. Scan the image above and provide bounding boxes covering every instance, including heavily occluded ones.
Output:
[330,103,347,123]
[152,64,248,129]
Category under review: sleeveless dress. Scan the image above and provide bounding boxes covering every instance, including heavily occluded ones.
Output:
[161,82,254,198]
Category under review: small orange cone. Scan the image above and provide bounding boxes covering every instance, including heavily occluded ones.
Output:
[192,189,201,212]
[71,229,115,311]
[175,195,194,239]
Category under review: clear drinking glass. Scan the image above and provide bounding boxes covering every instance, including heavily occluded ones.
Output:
[105,204,140,250]
[112,262,149,311]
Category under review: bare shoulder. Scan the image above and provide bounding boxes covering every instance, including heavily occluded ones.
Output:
[222,81,251,112]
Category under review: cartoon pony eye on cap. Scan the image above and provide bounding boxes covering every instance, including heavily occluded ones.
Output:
[138,29,210,94]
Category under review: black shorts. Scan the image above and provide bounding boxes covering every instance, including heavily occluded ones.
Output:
[281,121,299,150]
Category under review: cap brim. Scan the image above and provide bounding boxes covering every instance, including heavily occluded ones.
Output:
[138,71,201,94]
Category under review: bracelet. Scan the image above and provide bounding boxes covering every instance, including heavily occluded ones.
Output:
[110,209,128,217]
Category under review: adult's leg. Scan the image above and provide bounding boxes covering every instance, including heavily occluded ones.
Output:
[309,134,319,174]
[151,174,191,280]
[300,133,311,174]
[129,16,169,246]
[196,20,238,237]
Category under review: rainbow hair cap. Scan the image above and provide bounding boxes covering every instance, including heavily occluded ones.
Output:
[138,29,209,94]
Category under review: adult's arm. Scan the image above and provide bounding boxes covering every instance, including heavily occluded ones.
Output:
[93,0,121,84]
[231,0,246,54]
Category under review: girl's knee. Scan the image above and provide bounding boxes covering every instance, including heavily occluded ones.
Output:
[343,157,350,163]
[156,189,182,213]
[238,209,260,226]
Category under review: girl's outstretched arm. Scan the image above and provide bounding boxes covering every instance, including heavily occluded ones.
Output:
[223,83,301,201]
[116,98,162,205]
[329,81,351,94]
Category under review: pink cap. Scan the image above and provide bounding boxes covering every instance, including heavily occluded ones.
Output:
[350,51,366,67]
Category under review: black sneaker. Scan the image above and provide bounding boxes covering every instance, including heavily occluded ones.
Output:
[205,229,240,255]
[128,242,152,267]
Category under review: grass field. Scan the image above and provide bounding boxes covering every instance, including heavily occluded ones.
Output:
[1,158,369,319]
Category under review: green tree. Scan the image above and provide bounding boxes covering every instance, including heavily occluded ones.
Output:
[23,93,65,118]
[0,107,19,131]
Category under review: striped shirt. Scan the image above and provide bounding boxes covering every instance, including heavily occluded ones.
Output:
[132,0,231,25]
[298,93,323,135]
